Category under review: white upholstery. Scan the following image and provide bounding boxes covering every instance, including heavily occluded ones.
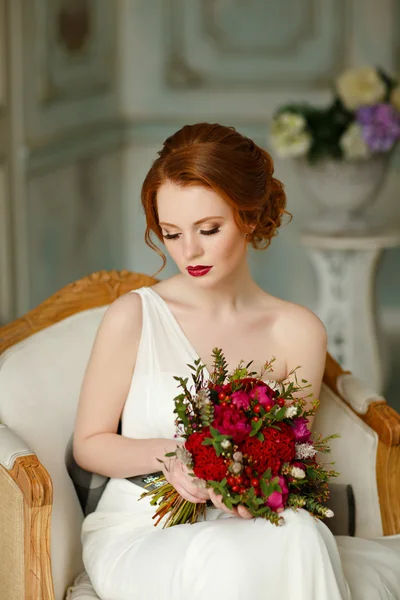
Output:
[0,304,397,598]
[0,306,107,600]
[65,572,99,600]
[313,383,382,538]
[0,423,34,468]
[336,373,386,414]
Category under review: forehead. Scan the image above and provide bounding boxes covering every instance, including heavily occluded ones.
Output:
[156,181,232,224]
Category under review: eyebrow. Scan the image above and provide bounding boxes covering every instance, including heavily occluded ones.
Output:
[159,216,224,228]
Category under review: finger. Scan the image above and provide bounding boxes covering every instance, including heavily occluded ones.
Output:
[237,505,253,519]
[208,489,238,516]
[174,483,206,504]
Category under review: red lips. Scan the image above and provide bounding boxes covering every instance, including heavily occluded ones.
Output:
[187,265,212,270]
[186,265,213,277]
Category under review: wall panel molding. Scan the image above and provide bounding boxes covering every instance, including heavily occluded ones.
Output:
[22,0,119,143]
[166,0,346,89]
[26,118,129,175]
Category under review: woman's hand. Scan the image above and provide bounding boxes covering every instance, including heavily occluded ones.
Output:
[161,454,210,504]
[208,488,253,519]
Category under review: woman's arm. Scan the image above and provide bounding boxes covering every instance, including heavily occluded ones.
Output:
[278,305,328,431]
[73,292,177,478]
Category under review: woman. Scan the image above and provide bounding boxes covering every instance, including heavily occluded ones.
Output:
[73,122,352,599]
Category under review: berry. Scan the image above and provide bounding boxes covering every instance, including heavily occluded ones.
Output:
[278,398,285,407]
[236,476,243,485]
[232,485,240,492]
[265,404,272,412]
[251,478,259,488]
[245,466,253,476]
[253,404,261,414]
[218,392,226,401]
[253,416,259,422]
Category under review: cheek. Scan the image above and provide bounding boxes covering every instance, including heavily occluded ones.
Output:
[216,231,246,260]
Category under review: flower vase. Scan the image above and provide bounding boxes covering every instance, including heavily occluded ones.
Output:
[295,154,391,234]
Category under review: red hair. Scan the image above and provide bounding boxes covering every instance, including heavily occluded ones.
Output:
[141,122,290,273]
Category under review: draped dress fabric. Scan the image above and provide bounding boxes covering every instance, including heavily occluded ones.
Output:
[81,287,400,600]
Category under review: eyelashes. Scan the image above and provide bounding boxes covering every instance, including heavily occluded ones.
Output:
[163,226,221,240]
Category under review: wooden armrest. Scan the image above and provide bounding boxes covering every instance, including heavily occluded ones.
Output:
[0,426,55,600]
[324,352,400,535]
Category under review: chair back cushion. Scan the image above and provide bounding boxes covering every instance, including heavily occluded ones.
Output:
[313,383,382,538]
[0,306,107,600]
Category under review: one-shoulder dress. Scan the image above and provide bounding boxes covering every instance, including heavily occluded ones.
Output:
[81,287,400,600]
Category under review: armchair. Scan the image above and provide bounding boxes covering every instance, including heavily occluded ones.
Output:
[0,270,399,600]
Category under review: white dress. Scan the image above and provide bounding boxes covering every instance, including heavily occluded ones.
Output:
[81,287,400,600]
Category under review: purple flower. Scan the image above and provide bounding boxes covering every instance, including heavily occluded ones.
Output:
[356,103,400,152]
[291,417,311,443]
[231,390,251,410]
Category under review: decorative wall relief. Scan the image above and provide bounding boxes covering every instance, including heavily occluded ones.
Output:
[57,0,91,54]
[22,0,118,141]
[44,0,113,103]
[27,152,123,308]
[166,0,346,88]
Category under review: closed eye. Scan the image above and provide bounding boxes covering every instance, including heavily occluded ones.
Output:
[162,226,221,240]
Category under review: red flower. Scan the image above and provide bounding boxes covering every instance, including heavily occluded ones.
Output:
[185,428,228,481]
[212,405,251,443]
[240,423,296,476]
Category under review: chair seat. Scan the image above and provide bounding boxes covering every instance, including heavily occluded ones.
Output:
[65,572,100,600]
[370,534,400,554]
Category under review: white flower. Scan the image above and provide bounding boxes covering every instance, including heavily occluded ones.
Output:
[340,123,371,159]
[232,461,243,474]
[270,112,312,158]
[221,439,231,449]
[325,509,334,518]
[233,451,243,462]
[193,477,207,489]
[291,466,306,479]
[175,446,193,467]
[295,443,317,460]
[390,85,400,112]
[195,389,210,407]
[336,67,386,111]
[272,112,308,135]
[271,131,312,158]
[284,405,298,419]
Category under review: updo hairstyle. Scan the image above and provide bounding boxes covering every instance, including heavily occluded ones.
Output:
[141,122,290,272]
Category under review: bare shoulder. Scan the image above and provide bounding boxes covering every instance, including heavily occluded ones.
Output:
[97,290,143,339]
[269,297,327,345]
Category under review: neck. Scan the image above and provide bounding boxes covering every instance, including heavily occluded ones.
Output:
[179,258,262,315]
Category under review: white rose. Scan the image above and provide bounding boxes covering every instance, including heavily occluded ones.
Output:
[390,85,400,112]
[285,405,298,419]
[340,122,371,159]
[325,509,334,518]
[291,466,306,479]
[336,67,386,111]
[271,130,312,158]
[270,112,312,158]
[271,112,308,136]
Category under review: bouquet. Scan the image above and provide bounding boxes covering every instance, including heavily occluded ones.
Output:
[269,66,400,163]
[141,348,339,528]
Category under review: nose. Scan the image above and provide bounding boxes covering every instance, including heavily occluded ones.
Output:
[182,233,204,262]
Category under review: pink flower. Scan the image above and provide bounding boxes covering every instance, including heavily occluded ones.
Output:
[231,390,251,410]
[249,385,275,406]
[291,417,311,443]
[212,405,251,443]
[266,476,289,511]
